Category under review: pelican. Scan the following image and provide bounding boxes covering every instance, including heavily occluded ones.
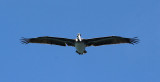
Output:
[21,33,139,55]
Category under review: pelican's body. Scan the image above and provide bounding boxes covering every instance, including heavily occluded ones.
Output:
[75,42,86,54]
[21,33,139,55]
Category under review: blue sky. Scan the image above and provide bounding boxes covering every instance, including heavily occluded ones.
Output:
[0,0,160,82]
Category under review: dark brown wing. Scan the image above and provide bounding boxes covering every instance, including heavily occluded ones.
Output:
[83,36,139,46]
[21,36,75,46]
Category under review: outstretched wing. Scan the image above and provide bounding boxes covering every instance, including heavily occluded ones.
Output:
[83,36,139,46]
[21,36,75,46]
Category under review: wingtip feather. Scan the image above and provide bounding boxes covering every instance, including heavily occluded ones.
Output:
[20,37,30,44]
[130,37,139,45]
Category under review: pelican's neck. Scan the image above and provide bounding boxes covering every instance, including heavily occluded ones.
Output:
[77,33,82,41]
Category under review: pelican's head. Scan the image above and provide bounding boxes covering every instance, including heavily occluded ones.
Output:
[77,33,81,37]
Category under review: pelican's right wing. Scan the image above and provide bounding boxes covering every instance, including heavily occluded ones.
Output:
[21,36,75,46]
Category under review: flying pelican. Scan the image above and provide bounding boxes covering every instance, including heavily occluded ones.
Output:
[21,33,139,55]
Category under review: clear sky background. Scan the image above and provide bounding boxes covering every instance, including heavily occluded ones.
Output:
[0,0,160,82]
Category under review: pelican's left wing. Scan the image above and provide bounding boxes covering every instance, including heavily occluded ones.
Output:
[83,36,139,47]
[21,36,75,46]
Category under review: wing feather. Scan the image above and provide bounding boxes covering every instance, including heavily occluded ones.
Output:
[83,36,139,46]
